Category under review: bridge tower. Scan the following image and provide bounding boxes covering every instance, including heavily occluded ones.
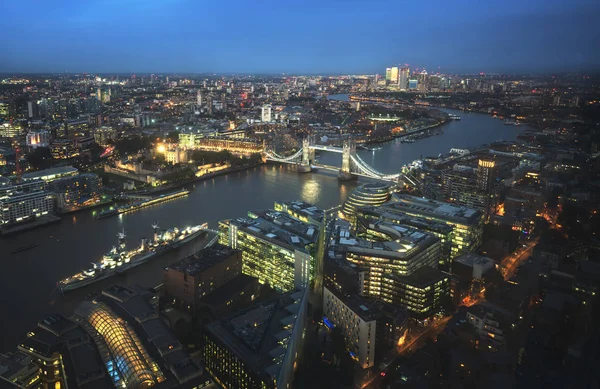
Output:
[299,136,315,173]
[339,138,357,180]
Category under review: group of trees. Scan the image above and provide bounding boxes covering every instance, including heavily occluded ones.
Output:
[190,150,262,168]
[113,136,154,155]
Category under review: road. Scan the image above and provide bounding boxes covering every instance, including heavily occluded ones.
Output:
[361,317,451,389]
[501,239,538,281]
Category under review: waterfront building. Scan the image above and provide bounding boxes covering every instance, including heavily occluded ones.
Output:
[19,285,203,389]
[22,166,79,182]
[261,104,272,122]
[25,130,50,149]
[380,266,451,323]
[323,285,408,369]
[384,194,484,260]
[162,243,243,315]
[219,209,317,292]
[341,183,390,223]
[0,181,55,226]
[203,289,308,389]
[333,221,440,299]
[181,135,262,155]
[49,173,102,211]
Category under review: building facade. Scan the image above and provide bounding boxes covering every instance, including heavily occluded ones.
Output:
[219,210,317,292]
[162,243,242,315]
[0,181,55,226]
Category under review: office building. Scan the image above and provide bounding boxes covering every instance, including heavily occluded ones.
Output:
[390,66,399,83]
[49,173,102,211]
[19,285,203,389]
[274,200,324,226]
[442,168,488,210]
[49,139,78,159]
[384,194,484,259]
[0,352,40,389]
[385,68,392,81]
[333,221,440,299]
[380,266,451,322]
[219,209,317,292]
[341,183,390,223]
[0,181,55,226]
[261,104,272,122]
[93,125,117,146]
[162,243,243,315]
[323,285,408,369]
[0,123,23,138]
[452,253,495,283]
[408,79,418,90]
[356,205,453,266]
[203,289,308,389]
[398,66,410,90]
[22,166,79,183]
[25,130,50,149]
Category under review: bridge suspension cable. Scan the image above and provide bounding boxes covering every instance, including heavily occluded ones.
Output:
[264,148,304,162]
[350,154,402,180]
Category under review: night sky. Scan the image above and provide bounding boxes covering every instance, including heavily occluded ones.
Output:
[0,0,598,74]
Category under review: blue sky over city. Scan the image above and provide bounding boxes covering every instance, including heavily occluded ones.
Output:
[0,0,598,73]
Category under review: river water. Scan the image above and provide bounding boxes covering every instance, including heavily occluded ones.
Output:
[0,104,527,350]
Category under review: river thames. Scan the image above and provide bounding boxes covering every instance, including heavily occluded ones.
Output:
[0,107,527,350]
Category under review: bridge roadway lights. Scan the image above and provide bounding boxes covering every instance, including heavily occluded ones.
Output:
[338,170,357,181]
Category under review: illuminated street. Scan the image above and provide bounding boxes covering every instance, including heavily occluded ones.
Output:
[501,239,538,281]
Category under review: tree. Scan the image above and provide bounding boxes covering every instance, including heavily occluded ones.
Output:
[166,131,180,142]
[26,147,54,170]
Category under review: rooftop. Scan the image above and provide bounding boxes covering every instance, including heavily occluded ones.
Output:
[22,166,78,181]
[166,243,239,276]
[388,194,483,224]
[205,290,306,381]
[334,221,439,260]
[385,266,450,289]
[228,210,318,251]
[453,253,495,268]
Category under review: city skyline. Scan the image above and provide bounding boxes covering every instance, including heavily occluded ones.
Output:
[0,0,598,74]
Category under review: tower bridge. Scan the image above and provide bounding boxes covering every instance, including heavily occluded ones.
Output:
[263,137,420,186]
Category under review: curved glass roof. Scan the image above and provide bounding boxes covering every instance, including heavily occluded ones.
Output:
[76,301,165,389]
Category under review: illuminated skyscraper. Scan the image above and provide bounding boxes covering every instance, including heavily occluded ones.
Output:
[385,67,392,81]
[398,66,410,90]
[390,66,399,82]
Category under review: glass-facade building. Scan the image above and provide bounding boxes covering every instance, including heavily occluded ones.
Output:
[356,206,454,266]
[219,210,316,292]
[333,221,440,298]
[381,267,451,322]
[203,290,308,389]
[341,183,390,223]
[376,194,484,261]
